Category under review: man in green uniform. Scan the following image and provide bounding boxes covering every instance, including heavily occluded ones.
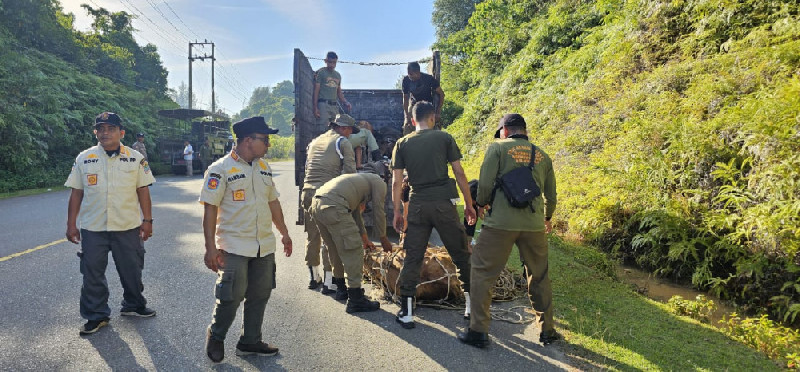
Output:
[348,121,380,168]
[390,101,476,329]
[314,51,352,127]
[302,114,359,300]
[458,113,559,348]
[311,173,393,313]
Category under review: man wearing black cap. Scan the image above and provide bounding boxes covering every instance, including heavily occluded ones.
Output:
[199,116,293,363]
[313,51,352,128]
[458,113,559,348]
[65,111,156,336]
[301,113,359,299]
[132,133,147,161]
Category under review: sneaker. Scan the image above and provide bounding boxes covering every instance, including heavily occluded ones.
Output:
[121,307,156,317]
[206,328,224,363]
[539,329,562,345]
[235,341,279,357]
[79,318,110,335]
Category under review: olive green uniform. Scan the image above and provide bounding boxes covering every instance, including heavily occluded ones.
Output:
[311,173,387,288]
[315,67,342,127]
[302,129,356,277]
[470,136,557,334]
[391,129,471,296]
[348,129,380,164]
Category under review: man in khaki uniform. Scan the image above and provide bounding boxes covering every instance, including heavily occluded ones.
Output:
[313,51,351,127]
[312,173,393,313]
[391,101,476,329]
[65,112,156,336]
[131,133,147,161]
[302,114,359,299]
[458,113,559,348]
[200,116,293,363]
[348,121,380,168]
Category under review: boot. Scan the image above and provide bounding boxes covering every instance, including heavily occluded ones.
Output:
[321,271,337,294]
[345,287,380,313]
[458,328,490,348]
[395,295,415,329]
[308,266,321,289]
[334,277,349,301]
[463,292,471,320]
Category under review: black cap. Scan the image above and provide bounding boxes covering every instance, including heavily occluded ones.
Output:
[232,116,279,139]
[495,113,527,138]
[326,51,338,60]
[136,133,144,138]
[95,112,123,128]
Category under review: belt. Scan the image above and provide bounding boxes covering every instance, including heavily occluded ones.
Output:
[318,99,337,105]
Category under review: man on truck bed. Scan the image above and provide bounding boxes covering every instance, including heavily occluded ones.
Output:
[314,51,352,127]
[402,62,444,135]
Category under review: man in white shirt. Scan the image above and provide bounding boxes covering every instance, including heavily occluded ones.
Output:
[184,140,194,176]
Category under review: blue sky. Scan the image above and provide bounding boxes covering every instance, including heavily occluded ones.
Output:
[59,0,437,116]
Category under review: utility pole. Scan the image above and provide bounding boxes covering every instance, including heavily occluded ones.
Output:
[188,40,215,114]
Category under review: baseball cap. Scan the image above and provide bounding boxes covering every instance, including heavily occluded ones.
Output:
[495,113,527,138]
[95,112,123,128]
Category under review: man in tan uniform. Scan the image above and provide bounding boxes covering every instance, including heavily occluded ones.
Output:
[312,173,393,313]
[458,113,559,348]
[131,133,147,161]
[200,116,293,363]
[302,114,359,300]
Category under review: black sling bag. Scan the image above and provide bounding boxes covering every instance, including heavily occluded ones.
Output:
[492,144,541,212]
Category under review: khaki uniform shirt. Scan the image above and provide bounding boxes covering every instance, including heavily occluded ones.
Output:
[65,144,155,232]
[199,151,279,257]
[315,68,341,101]
[476,137,557,232]
[316,173,387,236]
[131,141,147,160]
[303,130,356,190]
[348,130,379,152]
[391,129,461,201]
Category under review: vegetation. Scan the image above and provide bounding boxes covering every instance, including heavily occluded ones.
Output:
[435,0,800,329]
[234,80,295,136]
[721,313,800,369]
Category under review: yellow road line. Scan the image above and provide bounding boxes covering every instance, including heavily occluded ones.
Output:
[0,238,68,262]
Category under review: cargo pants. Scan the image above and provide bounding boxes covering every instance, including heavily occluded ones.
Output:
[312,198,364,289]
[302,188,344,277]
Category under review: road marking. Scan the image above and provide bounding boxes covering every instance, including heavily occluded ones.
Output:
[0,239,67,262]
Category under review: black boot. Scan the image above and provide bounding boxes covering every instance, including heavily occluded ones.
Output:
[307,266,321,289]
[334,277,348,301]
[395,295,415,329]
[346,287,380,313]
[458,328,490,348]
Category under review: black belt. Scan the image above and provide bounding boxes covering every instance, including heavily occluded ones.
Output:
[318,99,337,105]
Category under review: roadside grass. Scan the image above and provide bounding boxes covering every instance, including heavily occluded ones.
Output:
[456,206,777,370]
[0,186,68,200]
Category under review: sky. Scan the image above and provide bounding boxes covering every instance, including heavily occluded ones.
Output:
[58,0,438,116]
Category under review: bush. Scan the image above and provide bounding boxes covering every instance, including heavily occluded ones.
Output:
[721,313,800,369]
[667,295,717,323]
[265,135,294,160]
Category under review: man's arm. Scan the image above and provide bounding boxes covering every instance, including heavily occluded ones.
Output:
[313,82,321,118]
[341,139,357,174]
[66,188,84,244]
[355,146,363,169]
[136,186,153,241]
[269,199,293,257]
[391,168,405,233]
[450,160,476,226]
[434,86,445,119]
[337,84,351,112]
[402,94,411,126]
[203,203,224,272]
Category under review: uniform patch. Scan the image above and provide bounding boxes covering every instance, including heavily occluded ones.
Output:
[233,189,245,201]
[207,177,219,190]
[87,174,98,186]
[140,159,151,174]
[258,161,267,170]
[87,153,98,159]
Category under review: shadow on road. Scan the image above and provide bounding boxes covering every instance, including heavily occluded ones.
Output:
[86,327,146,371]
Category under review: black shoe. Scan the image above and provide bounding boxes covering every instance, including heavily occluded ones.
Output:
[458,329,490,348]
[346,288,380,313]
[321,284,336,295]
[333,278,348,301]
[206,328,224,363]
[308,279,321,290]
[539,329,562,345]
[79,318,109,335]
[396,295,415,329]
[121,307,156,317]
[235,341,279,357]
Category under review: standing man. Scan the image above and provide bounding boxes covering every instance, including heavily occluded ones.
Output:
[301,114,359,299]
[313,51,352,127]
[183,140,194,177]
[458,113,559,348]
[65,111,156,336]
[312,173,393,313]
[391,101,475,329]
[199,138,213,171]
[402,62,445,135]
[200,116,293,363]
[131,133,148,161]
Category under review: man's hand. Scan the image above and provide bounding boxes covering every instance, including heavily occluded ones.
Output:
[477,205,489,219]
[380,236,393,253]
[344,101,352,113]
[204,248,224,272]
[464,204,477,226]
[361,233,375,251]
[66,225,81,244]
[139,222,153,241]
[314,108,321,118]
[393,211,404,234]
[545,220,553,234]
[282,234,293,257]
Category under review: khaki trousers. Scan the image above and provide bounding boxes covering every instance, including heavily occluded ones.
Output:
[469,226,554,334]
[302,188,343,276]
[312,199,364,289]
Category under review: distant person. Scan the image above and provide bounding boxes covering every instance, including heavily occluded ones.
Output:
[199,116,293,363]
[348,120,380,168]
[402,62,444,135]
[390,101,475,329]
[64,111,156,336]
[458,113,559,348]
[313,51,352,128]
[311,173,393,313]
[301,114,359,299]
[131,133,148,161]
[183,140,194,177]
[199,138,212,171]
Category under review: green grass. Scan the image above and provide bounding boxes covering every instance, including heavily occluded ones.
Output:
[0,186,68,200]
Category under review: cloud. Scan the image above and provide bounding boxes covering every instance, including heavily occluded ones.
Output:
[224,53,293,65]
[259,0,327,29]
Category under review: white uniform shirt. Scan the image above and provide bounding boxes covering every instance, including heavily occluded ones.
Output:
[184,144,193,160]
[64,144,155,232]
[199,151,279,257]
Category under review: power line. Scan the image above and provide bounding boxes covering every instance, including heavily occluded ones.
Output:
[308,56,433,66]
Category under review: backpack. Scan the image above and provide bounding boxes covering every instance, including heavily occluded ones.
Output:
[493,144,541,212]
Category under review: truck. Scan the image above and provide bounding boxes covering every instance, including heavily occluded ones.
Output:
[156,108,232,175]
[292,48,441,233]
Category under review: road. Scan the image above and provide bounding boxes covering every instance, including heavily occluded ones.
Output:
[0,161,572,371]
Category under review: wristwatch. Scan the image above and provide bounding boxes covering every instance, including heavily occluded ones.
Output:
[142,218,154,223]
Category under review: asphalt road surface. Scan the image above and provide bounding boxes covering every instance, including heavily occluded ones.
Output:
[0,161,572,371]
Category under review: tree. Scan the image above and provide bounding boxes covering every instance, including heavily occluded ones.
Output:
[432,0,483,41]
